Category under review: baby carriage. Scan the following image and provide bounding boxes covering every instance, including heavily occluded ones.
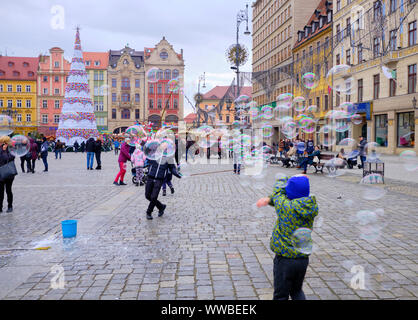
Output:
[131,161,149,186]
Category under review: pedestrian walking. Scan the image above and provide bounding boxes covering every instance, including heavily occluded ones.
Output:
[95,138,102,170]
[257,174,318,300]
[73,140,79,153]
[80,141,85,153]
[54,139,64,159]
[85,137,96,170]
[0,136,18,213]
[113,141,130,185]
[144,154,181,220]
[20,153,31,173]
[40,137,49,172]
[28,138,38,173]
[113,140,120,155]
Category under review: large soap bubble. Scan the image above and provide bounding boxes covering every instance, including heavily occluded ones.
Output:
[9,135,30,157]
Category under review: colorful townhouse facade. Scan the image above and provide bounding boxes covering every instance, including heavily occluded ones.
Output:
[83,51,109,133]
[37,47,71,137]
[0,56,39,136]
[293,0,333,145]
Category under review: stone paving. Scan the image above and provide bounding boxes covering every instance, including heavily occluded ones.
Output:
[0,151,417,300]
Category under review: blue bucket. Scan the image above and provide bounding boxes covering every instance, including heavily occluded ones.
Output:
[61,220,77,238]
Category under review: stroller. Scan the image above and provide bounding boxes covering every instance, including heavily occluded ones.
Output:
[131,161,149,186]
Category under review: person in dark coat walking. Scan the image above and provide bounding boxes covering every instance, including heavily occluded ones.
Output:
[80,141,86,153]
[54,139,64,159]
[29,138,38,173]
[20,154,31,173]
[85,138,96,170]
[40,137,49,172]
[73,141,79,153]
[95,138,102,170]
[0,136,16,212]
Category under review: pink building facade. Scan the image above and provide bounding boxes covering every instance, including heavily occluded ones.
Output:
[37,47,71,137]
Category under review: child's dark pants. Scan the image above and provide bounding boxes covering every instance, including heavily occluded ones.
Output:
[273,255,309,300]
[145,178,164,214]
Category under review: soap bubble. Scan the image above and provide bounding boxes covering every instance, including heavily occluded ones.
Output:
[324,157,346,177]
[326,64,356,94]
[261,105,273,119]
[9,135,30,157]
[147,67,159,83]
[361,186,386,200]
[399,150,418,172]
[0,115,13,136]
[306,105,318,113]
[144,139,162,160]
[125,125,147,146]
[318,125,336,147]
[361,173,384,184]
[290,228,313,254]
[261,123,273,138]
[168,78,180,92]
[365,142,381,161]
[296,141,306,153]
[302,72,318,89]
[276,93,293,108]
[195,125,216,148]
[351,114,363,125]
[293,96,306,112]
[235,95,250,106]
[158,138,176,158]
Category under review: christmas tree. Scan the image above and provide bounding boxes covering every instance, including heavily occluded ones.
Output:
[56,27,99,145]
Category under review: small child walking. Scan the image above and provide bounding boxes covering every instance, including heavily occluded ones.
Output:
[131,147,146,186]
[257,174,318,300]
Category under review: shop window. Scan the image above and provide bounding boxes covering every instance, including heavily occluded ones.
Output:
[397,112,415,147]
[375,114,388,147]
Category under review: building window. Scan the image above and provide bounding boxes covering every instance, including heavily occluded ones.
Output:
[336,0,341,11]
[26,85,31,92]
[390,30,397,51]
[389,73,397,97]
[54,76,59,83]
[7,85,12,92]
[26,100,31,108]
[112,93,117,102]
[165,69,171,80]
[26,114,31,122]
[17,100,22,108]
[42,100,47,108]
[54,88,59,95]
[373,1,382,20]
[94,61,100,66]
[149,84,154,94]
[157,69,164,80]
[324,95,329,110]
[373,37,380,57]
[42,114,48,124]
[122,77,130,89]
[165,99,170,109]
[135,79,140,88]
[408,64,417,93]
[397,112,415,147]
[157,84,162,94]
[135,93,140,102]
[375,114,388,147]
[98,72,104,81]
[54,61,59,68]
[43,88,48,95]
[409,21,417,46]
[111,108,116,119]
[121,109,130,119]
[98,101,103,111]
[172,69,179,79]
[358,44,363,63]
[122,93,130,102]
[390,0,397,13]
[54,115,60,123]
[165,84,170,94]
[358,79,363,102]
[346,17,351,38]
[157,99,162,109]
[0,100,2,107]
[373,74,380,99]
[346,49,351,65]
[149,99,154,109]
[7,100,12,107]
[174,99,178,109]
[135,109,140,119]
[336,54,340,65]
[112,78,117,87]
[55,100,60,109]
[226,115,230,123]
[17,85,21,92]
[43,76,48,82]
[17,114,22,122]
[86,60,90,66]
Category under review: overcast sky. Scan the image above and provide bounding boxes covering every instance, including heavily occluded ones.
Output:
[0,0,253,116]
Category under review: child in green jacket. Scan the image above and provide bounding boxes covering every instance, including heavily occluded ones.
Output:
[257,174,318,300]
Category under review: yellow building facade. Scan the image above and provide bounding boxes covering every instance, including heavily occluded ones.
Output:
[0,57,39,136]
[292,0,333,146]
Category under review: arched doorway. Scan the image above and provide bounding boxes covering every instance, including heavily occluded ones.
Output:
[113,127,128,134]
[164,115,178,126]
[148,115,161,130]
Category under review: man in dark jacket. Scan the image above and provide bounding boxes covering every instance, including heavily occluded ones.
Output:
[358,136,367,169]
[80,141,86,153]
[95,139,102,170]
[73,141,79,153]
[145,155,181,220]
[301,146,321,174]
[85,138,96,170]
[40,137,49,172]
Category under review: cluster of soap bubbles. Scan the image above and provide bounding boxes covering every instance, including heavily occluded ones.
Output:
[143,127,177,162]
[124,125,147,147]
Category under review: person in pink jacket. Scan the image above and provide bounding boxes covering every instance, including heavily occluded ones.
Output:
[131,147,146,186]
[113,142,131,186]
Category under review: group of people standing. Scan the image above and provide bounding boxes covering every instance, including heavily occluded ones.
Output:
[85,138,102,170]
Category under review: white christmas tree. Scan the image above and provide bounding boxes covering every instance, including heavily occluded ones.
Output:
[56,27,99,145]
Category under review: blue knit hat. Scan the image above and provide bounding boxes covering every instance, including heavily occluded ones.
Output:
[285,175,310,200]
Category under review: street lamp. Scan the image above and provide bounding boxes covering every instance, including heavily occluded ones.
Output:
[234,4,251,99]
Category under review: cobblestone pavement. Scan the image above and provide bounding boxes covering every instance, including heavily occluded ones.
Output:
[0,151,417,300]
